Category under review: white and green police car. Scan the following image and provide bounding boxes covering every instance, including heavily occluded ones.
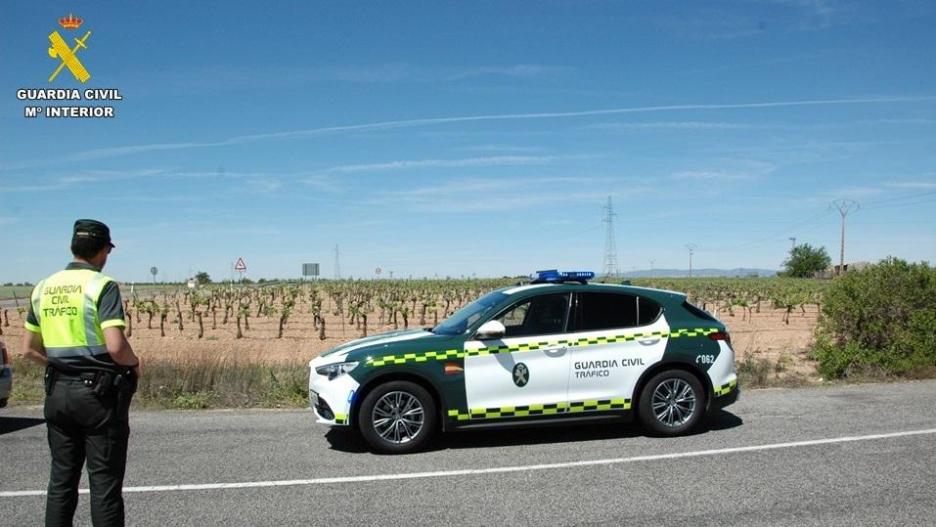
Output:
[308,270,738,454]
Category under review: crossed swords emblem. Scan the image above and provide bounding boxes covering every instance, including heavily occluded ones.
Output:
[48,30,92,83]
[513,363,529,387]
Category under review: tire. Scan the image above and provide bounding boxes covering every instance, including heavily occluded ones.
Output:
[358,381,437,454]
[638,370,705,436]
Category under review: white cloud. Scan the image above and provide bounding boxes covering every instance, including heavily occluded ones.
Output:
[586,121,754,131]
[320,155,558,174]
[671,171,754,181]
[443,64,566,81]
[9,96,929,168]
[886,181,936,189]
[370,175,645,213]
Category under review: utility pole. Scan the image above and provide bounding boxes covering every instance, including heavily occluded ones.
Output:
[333,245,342,280]
[685,244,697,278]
[602,196,619,278]
[788,237,796,251]
[831,200,859,275]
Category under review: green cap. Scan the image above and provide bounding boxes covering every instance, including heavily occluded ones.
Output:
[73,219,115,248]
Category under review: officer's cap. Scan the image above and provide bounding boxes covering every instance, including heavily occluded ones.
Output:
[73,219,115,248]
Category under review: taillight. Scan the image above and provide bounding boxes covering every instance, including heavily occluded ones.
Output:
[708,331,731,344]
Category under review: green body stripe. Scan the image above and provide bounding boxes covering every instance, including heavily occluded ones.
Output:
[448,398,633,421]
[364,327,719,367]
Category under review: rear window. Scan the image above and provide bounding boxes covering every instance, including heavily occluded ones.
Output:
[638,297,663,325]
[682,301,717,322]
[573,292,638,331]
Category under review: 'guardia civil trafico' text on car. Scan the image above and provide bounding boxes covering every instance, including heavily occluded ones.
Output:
[308,270,738,453]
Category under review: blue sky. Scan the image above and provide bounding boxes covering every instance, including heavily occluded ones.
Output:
[2,0,935,283]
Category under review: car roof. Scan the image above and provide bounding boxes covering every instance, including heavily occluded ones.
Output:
[499,281,687,304]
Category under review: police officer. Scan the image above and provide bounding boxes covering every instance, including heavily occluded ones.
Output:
[21,219,140,527]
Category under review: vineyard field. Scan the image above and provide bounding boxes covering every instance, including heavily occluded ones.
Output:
[0,277,825,380]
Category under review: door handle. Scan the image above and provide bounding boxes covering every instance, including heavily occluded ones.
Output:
[638,338,660,346]
[542,345,568,354]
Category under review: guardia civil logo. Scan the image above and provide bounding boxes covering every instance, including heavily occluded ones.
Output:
[512,363,529,387]
[16,13,123,119]
[48,14,92,83]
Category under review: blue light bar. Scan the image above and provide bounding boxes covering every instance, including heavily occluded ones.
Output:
[531,270,595,284]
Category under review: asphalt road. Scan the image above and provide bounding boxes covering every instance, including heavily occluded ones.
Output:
[2,381,936,526]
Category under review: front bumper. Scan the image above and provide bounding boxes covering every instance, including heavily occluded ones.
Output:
[308,362,359,426]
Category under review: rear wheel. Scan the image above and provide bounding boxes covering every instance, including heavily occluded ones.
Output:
[358,381,437,454]
[638,370,705,436]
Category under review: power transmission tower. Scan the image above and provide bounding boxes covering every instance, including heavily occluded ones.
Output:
[685,244,698,278]
[789,237,796,251]
[831,200,859,275]
[602,196,619,278]
[333,245,342,280]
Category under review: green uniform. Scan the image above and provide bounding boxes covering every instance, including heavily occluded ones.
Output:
[25,262,134,527]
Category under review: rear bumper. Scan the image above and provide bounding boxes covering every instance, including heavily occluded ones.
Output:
[0,367,12,404]
[712,379,739,410]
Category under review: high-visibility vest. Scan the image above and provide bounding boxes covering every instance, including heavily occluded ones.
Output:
[30,269,118,359]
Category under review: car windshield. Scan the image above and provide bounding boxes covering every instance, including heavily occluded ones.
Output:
[432,291,507,336]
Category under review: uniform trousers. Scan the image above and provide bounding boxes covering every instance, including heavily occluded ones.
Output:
[44,372,131,527]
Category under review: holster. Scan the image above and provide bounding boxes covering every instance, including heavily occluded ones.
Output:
[90,372,115,397]
[113,369,138,395]
[44,366,57,395]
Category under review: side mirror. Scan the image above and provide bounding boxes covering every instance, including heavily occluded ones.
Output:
[475,320,506,340]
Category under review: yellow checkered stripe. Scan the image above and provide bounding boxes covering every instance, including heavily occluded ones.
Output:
[714,379,737,397]
[447,398,631,421]
[334,413,349,425]
[368,349,464,367]
[365,327,719,368]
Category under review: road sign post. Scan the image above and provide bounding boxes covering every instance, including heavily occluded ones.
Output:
[234,257,247,282]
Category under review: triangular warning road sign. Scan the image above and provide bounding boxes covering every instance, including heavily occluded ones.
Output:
[234,258,247,271]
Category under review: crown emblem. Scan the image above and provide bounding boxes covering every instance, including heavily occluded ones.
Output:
[59,13,83,30]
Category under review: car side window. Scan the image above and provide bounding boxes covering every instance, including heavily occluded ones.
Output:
[638,297,663,326]
[573,292,639,332]
[494,293,570,338]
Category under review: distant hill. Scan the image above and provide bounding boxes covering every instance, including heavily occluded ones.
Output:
[619,268,779,278]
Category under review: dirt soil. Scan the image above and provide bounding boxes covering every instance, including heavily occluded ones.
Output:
[0,301,819,376]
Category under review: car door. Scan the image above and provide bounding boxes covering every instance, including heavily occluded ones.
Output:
[565,292,669,408]
[463,292,572,415]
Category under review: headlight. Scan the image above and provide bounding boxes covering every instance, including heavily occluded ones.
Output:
[315,361,359,380]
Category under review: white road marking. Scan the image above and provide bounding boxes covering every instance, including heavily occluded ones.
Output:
[2,427,935,498]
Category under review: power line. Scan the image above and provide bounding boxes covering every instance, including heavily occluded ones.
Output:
[685,243,698,278]
[831,199,860,275]
[333,245,341,280]
[602,196,619,278]
[696,209,834,252]
[861,189,936,209]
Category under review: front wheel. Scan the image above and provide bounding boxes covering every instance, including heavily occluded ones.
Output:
[358,381,438,454]
[638,370,705,436]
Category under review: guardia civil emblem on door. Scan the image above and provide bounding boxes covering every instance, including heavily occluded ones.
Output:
[512,363,529,387]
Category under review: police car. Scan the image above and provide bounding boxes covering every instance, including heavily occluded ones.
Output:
[0,340,11,408]
[308,270,738,454]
